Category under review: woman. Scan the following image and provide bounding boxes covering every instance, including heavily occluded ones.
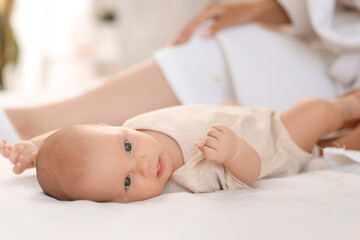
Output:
[1,0,359,142]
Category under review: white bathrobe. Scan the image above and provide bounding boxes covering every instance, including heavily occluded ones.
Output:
[155,0,360,112]
[277,0,360,92]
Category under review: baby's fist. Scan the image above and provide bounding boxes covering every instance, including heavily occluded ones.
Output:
[195,124,238,164]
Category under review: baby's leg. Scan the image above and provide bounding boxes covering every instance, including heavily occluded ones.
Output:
[317,123,360,151]
[281,93,360,152]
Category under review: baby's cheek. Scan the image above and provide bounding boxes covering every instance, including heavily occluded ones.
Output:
[141,187,162,201]
[139,182,164,200]
[155,183,165,195]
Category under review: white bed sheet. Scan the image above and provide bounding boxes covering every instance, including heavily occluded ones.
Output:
[1,156,360,240]
[1,90,360,240]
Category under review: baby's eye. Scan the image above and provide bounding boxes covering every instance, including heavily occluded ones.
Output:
[124,175,131,189]
[124,140,132,153]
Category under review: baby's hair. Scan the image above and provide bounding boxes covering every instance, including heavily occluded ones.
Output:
[36,126,89,201]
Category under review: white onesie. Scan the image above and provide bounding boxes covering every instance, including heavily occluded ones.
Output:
[123,105,315,193]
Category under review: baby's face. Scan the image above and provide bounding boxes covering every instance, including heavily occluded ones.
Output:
[73,125,174,203]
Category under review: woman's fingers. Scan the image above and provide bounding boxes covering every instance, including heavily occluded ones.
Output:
[172,4,224,45]
[207,17,235,36]
[173,0,288,45]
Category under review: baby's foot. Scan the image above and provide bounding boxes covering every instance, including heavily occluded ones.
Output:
[335,90,360,122]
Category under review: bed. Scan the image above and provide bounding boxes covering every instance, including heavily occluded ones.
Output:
[1,90,360,240]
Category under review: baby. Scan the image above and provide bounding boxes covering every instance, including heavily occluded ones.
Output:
[1,94,360,203]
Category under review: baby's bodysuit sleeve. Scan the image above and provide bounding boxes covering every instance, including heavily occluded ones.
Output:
[168,152,251,193]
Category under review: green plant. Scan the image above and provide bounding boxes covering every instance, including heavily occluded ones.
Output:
[0,0,19,90]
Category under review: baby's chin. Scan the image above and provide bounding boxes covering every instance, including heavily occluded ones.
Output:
[130,188,166,203]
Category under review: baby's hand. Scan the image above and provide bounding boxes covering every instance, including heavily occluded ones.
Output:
[195,124,238,164]
[0,139,38,174]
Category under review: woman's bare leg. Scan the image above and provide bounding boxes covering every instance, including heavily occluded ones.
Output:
[5,59,180,139]
[281,93,360,152]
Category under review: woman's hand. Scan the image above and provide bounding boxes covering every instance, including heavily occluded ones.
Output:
[0,139,38,174]
[195,124,239,164]
[173,0,290,45]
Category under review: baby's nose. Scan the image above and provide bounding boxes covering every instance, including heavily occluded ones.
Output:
[137,155,150,177]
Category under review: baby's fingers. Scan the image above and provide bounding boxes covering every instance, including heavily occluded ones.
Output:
[29,152,38,168]
[212,124,231,133]
[0,140,10,158]
[195,141,218,159]
[205,136,219,150]
[0,140,11,157]
[195,141,205,151]
[202,146,218,162]
[13,162,26,175]
[207,129,221,140]
[9,145,24,164]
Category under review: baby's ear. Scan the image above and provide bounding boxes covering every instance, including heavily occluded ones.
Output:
[98,123,109,126]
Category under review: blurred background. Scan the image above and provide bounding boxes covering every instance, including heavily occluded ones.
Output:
[0,0,231,94]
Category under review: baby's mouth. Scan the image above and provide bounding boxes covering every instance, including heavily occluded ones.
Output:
[157,158,165,177]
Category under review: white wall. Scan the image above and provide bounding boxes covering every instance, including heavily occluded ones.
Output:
[118,0,212,68]
[7,0,219,93]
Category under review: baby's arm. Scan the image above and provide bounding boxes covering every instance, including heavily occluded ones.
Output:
[195,124,261,186]
[0,130,56,174]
